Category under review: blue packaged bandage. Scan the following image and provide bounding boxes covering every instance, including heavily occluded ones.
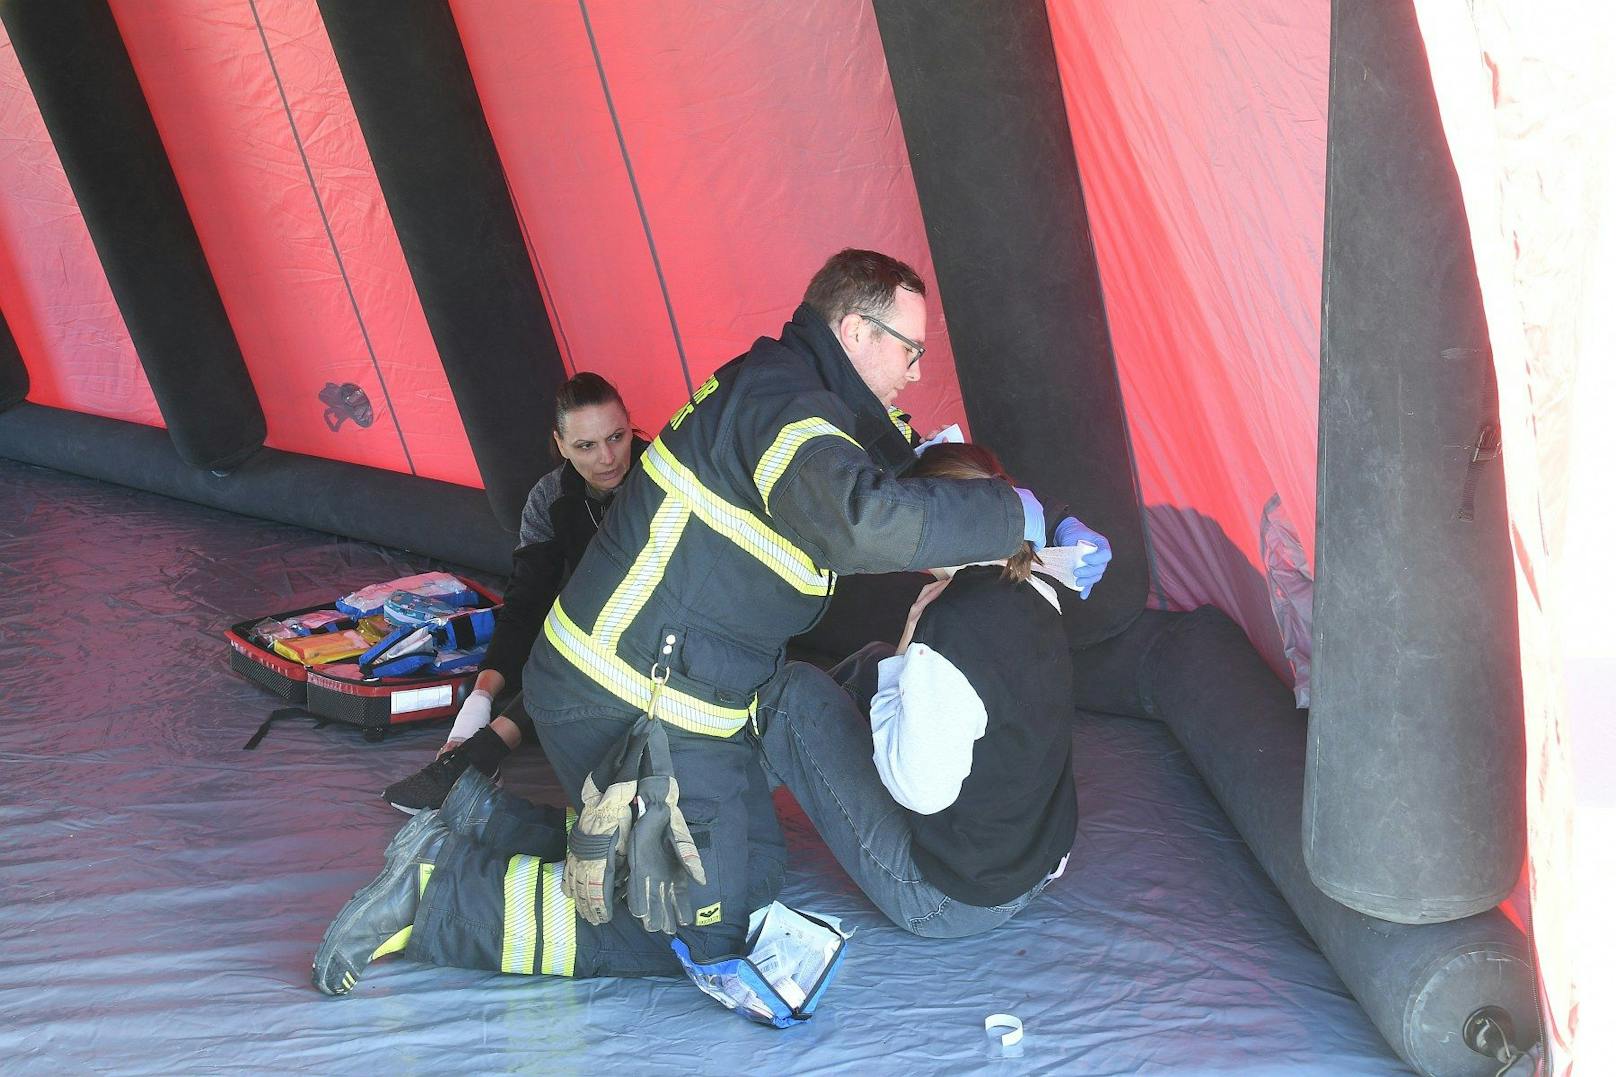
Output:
[431,648,484,674]
[382,591,467,628]
[671,903,849,1029]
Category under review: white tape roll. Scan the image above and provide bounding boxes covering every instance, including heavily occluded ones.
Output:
[984,1012,1024,1047]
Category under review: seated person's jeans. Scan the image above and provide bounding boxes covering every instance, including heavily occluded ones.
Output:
[755,643,1049,939]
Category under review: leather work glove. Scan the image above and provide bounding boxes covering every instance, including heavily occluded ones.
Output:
[561,718,653,925]
[1053,516,1114,598]
[625,721,707,935]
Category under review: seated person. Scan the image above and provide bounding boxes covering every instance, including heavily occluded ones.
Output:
[383,372,646,812]
[755,443,1096,937]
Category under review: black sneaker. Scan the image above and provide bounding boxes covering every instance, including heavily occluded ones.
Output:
[382,746,493,815]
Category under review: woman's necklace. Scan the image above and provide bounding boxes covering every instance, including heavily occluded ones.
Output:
[585,493,607,529]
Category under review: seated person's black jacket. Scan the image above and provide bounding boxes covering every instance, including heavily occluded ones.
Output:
[905,564,1079,907]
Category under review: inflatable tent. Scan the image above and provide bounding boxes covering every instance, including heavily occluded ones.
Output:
[0,2,1609,1073]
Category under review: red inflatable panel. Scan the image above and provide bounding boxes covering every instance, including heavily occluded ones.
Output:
[450,0,967,437]
[0,27,159,427]
[106,0,478,486]
[1048,0,1329,673]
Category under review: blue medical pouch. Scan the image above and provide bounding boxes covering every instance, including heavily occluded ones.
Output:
[366,653,435,678]
[355,610,494,678]
[430,648,485,674]
[671,903,849,1028]
[357,624,433,674]
[432,608,496,650]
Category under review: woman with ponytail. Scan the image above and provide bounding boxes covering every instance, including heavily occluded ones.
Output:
[382,372,648,813]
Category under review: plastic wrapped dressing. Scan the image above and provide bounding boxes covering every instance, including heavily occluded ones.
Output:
[336,572,477,618]
[745,903,847,1011]
[672,902,850,1028]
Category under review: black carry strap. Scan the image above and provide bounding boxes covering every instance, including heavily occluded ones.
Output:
[243,707,331,750]
[1457,422,1502,522]
[1453,348,1502,523]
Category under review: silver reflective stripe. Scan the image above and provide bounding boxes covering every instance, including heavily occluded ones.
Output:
[543,602,749,737]
[644,439,832,596]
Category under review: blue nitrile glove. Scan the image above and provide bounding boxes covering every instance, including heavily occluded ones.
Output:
[1053,516,1113,599]
[1013,488,1047,551]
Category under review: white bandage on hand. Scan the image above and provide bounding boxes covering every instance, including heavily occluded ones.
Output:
[447,689,494,746]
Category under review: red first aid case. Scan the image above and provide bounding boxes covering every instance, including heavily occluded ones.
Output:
[226,575,501,742]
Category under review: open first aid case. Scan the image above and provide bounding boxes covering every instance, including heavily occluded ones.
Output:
[226,573,501,742]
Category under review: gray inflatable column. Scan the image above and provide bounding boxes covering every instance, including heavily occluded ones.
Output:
[1305,0,1526,923]
[0,306,26,412]
[872,0,1147,648]
[1,0,266,472]
[1073,610,1537,1076]
[316,0,566,532]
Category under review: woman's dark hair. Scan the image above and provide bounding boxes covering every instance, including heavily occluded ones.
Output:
[553,372,627,436]
[910,443,1040,583]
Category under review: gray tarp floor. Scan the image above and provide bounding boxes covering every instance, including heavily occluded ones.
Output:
[0,459,1409,1075]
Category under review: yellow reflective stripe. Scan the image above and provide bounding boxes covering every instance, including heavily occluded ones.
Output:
[501,854,542,974]
[418,862,435,897]
[886,406,913,441]
[539,861,576,977]
[543,602,749,737]
[644,439,831,596]
[369,926,411,960]
[753,417,860,514]
[597,498,690,650]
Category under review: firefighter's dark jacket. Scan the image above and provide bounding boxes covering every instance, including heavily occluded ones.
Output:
[524,303,1024,737]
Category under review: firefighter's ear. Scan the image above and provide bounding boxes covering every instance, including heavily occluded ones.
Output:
[835,311,866,355]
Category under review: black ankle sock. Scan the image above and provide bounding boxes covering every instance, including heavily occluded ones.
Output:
[461,725,510,776]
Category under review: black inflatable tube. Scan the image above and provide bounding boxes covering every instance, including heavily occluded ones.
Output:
[1307,0,1525,923]
[1072,608,1536,1076]
[872,0,1147,648]
[0,1,265,472]
[0,404,512,576]
[315,0,565,532]
[0,306,26,412]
